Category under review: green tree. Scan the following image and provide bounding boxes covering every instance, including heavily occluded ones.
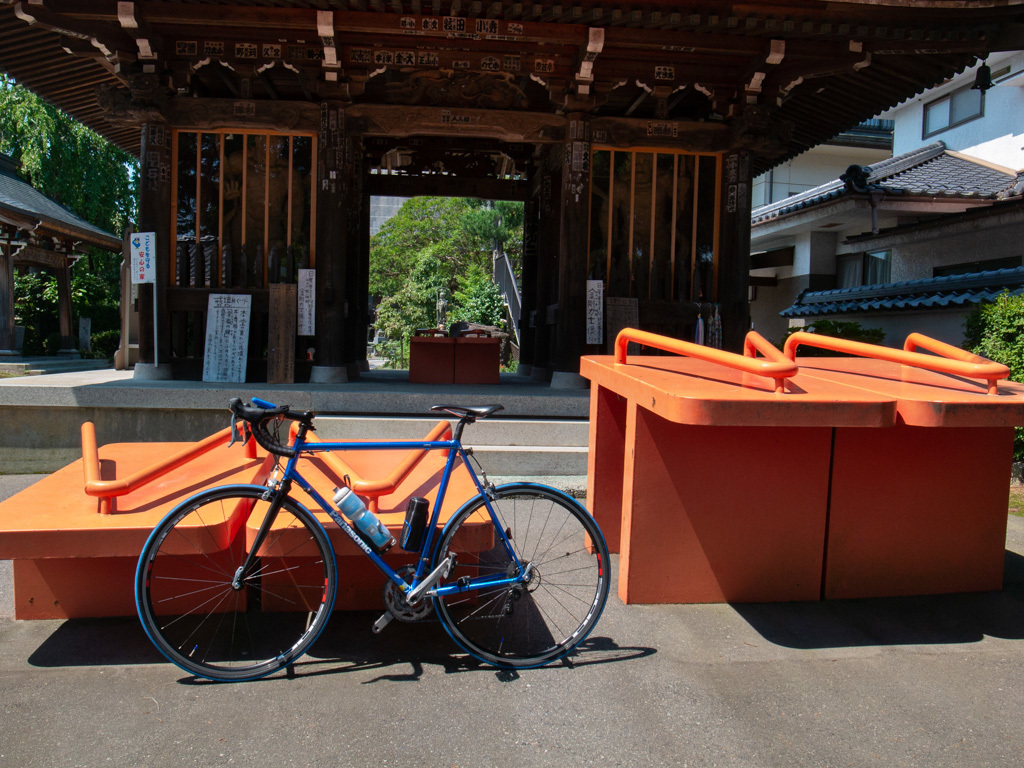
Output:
[1,75,138,355]
[459,200,524,273]
[448,264,508,328]
[370,197,487,299]
[963,293,1024,460]
[370,196,519,366]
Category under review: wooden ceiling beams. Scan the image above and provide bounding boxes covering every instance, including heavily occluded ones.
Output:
[15,0,1007,115]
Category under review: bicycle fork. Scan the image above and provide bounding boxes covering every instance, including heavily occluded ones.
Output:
[231,485,289,591]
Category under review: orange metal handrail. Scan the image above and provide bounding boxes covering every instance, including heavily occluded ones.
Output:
[300,419,454,513]
[614,327,798,394]
[783,331,1009,395]
[82,422,258,515]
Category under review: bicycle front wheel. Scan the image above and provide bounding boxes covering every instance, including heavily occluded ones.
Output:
[136,485,337,681]
[432,483,610,668]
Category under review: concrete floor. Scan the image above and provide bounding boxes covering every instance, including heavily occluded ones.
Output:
[2,474,1024,768]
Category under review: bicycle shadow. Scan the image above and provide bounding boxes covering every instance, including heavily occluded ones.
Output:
[732,549,1024,649]
[26,612,654,684]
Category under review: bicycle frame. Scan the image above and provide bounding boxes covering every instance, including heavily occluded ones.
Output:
[243,432,527,601]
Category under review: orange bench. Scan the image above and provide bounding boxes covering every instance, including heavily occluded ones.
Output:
[0,421,479,619]
[581,327,1024,605]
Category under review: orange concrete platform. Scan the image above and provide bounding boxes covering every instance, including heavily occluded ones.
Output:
[582,328,1024,605]
[0,431,479,619]
[794,357,1024,599]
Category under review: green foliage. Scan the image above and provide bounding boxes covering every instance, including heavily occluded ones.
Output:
[963,292,1024,461]
[448,265,508,328]
[89,329,122,360]
[1,74,137,235]
[2,75,135,357]
[780,319,886,355]
[370,197,486,299]
[369,197,521,366]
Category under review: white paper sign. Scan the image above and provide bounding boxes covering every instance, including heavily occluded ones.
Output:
[130,232,156,284]
[586,280,603,345]
[203,294,251,382]
[297,269,315,336]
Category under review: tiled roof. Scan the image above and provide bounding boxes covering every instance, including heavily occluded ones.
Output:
[752,142,1020,225]
[780,266,1024,318]
[0,157,121,250]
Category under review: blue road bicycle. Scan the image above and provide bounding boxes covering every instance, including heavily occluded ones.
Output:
[135,397,610,681]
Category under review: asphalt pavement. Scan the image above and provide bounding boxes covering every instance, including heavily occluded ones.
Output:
[2,473,1024,768]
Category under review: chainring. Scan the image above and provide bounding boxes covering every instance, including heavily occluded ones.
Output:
[383,565,434,622]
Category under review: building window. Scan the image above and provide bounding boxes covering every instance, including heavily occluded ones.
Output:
[837,249,891,288]
[923,86,983,138]
[933,256,1022,277]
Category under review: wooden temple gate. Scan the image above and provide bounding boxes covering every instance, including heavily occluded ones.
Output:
[2,1,1021,383]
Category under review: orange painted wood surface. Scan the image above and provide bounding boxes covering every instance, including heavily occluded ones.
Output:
[0,437,480,619]
[825,424,1014,599]
[582,346,1024,605]
[454,336,500,385]
[621,409,831,604]
[409,335,455,384]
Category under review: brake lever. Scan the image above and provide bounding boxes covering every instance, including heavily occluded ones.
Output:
[227,412,252,448]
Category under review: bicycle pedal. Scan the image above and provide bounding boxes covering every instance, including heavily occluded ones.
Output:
[372,611,394,634]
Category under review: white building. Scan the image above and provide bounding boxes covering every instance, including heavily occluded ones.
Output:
[749,52,1024,347]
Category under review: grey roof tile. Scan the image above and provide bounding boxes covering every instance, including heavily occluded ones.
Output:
[781,266,1024,317]
[752,142,1020,225]
[0,160,120,248]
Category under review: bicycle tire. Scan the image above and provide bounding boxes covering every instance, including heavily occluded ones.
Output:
[135,485,338,681]
[431,483,610,668]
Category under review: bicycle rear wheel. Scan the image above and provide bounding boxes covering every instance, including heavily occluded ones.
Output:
[431,483,609,668]
[136,485,337,681]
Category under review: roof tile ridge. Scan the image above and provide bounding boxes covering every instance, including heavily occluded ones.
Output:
[867,142,946,182]
[751,177,844,217]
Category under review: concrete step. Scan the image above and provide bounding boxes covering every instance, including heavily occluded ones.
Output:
[0,358,111,376]
[314,415,589,477]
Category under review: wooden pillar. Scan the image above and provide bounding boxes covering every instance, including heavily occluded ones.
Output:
[517,196,539,373]
[137,122,172,368]
[530,165,558,381]
[312,103,354,382]
[718,151,752,352]
[0,231,14,353]
[552,113,592,385]
[55,260,78,356]
[342,145,368,377]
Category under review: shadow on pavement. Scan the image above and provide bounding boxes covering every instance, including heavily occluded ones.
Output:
[733,549,1024,649]
[27,611,655,680]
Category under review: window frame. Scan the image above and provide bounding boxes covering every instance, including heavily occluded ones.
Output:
[922,84,985,139]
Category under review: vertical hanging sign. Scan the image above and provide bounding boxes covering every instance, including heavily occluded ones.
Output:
[130,232,159,366]
[130,232,156,284]
[297,268,316,336]
[203,294,252,382]
[586,280,603,345]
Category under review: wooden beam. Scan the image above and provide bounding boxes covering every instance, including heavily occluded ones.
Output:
[365,173,530,201]
[750,246,795,270]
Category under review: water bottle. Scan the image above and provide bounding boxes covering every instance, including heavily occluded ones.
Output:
[333,487,395,552]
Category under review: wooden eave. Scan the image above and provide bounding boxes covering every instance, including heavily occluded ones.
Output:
[0,1,1021,171]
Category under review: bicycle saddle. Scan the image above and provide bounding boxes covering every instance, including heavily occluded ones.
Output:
[429,404,504,420]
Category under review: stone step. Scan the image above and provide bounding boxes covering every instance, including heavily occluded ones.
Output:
[0,358,111,376]
[313,415,589,477]
[313,415,588,447]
